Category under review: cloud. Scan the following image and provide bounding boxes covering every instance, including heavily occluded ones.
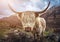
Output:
[9,0,49,11]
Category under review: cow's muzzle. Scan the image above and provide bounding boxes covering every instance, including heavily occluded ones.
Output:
[25,27,32,32]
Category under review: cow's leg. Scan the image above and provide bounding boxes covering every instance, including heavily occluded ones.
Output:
[35,17,46,36]
[35,17,46,41]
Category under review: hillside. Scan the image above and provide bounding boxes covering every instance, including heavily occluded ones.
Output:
[0,15,22,29]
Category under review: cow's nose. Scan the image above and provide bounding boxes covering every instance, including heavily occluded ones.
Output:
[25,27,31,32]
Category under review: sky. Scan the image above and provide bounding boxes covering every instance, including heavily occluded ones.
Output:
[0,0,60,18]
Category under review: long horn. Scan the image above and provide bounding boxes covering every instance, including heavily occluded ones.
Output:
[8,4,19,14]
[35,1,50,14]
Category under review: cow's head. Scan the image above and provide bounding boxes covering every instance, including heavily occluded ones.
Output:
[8,1,50,32]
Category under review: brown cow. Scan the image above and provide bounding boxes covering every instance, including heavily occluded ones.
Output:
[8,1,50,36]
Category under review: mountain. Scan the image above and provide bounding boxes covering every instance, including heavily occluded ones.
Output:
[41,6,60,18]
[44,6,60,28]
[0,15,22,29]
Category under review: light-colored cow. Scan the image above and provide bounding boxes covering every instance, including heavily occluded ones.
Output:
[8,1,50,36]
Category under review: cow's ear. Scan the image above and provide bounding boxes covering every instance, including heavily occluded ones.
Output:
[17,12,22,18]
[35,13,39,17]
[17,12,22,14]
